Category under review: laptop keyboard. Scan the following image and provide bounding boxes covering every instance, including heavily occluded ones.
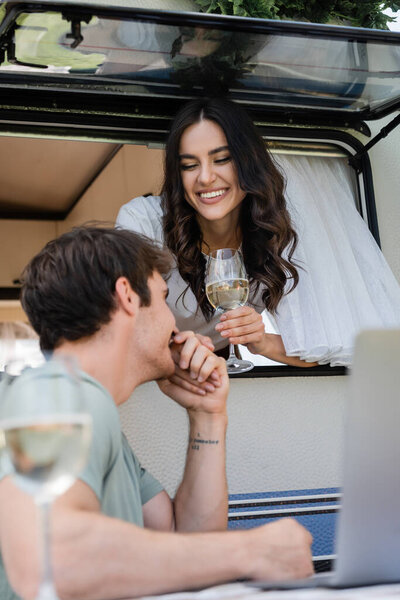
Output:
[313,558,333,573]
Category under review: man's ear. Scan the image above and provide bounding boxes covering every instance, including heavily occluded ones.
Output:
[114,277,139,316]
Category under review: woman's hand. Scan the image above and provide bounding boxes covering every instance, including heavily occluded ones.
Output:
[215,306,266,355]
[215,307,318,367]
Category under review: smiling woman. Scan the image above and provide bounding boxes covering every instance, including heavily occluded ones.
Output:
[117,97,311,368]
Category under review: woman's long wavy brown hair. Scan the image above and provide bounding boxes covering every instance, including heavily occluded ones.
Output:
[162,98,299,320]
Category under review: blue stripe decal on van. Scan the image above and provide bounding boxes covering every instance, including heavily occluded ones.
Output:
[228,488,340,559]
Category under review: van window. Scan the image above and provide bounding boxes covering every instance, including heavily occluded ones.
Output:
[2,9,400,118]
[2,133,398,371]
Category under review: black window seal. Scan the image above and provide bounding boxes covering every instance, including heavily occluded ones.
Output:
[0,84,377,135]
[0,287,21,300]
[229,365,347,378]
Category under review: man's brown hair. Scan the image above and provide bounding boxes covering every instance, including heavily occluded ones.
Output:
[21,226,171,351]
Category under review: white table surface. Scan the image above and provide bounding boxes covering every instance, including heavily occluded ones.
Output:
[139,582,400,600]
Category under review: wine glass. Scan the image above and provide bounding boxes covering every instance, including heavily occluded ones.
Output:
[0,352,92,600]
[205,248,254,374]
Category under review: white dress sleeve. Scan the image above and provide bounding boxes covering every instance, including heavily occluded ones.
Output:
[116,195,164,245]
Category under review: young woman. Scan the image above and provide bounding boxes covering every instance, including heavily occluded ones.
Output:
[117,98,314,367]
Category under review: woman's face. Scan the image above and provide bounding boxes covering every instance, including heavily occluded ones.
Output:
[179,119,246,225]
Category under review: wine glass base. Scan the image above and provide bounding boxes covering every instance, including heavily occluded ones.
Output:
[226,358,254,374]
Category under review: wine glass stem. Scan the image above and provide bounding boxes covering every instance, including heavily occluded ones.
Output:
[36,499,59,600]
[228,343,237,362]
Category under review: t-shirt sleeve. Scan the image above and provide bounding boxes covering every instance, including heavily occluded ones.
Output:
[139,464,164,505]
[0,382,11,481]
[121,434,164,505]
[116,195,164,245]
[78,380,121,503]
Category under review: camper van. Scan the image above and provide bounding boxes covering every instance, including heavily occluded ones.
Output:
[0,0,399,572]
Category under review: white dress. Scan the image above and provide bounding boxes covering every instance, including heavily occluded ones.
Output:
[116,155,400,366]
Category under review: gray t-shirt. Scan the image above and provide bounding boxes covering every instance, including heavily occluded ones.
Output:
[0,365,163,599]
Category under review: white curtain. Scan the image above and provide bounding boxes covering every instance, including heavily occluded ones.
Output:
[272,154,400,367]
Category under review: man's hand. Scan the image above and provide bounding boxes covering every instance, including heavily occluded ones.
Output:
[158,331,228,415]
[246,518,314,581]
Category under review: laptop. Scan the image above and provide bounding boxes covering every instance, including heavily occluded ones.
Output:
[252,329,400,589]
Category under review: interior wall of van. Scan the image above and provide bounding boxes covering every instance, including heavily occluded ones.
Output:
[0,219,57,322]
[0,143,163,322]
[57,144,164,235]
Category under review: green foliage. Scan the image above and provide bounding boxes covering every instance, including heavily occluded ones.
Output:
[193,0,400,29]
[194,0,278,18]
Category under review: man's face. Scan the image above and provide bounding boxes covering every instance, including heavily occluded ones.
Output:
[134,271,176,381]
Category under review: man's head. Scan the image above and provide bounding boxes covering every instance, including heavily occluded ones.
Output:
[21,226,172,352]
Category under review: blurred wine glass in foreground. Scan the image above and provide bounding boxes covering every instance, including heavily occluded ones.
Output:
[0,353,92,600]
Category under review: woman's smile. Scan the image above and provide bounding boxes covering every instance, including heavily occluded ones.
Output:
[197,188,229,204]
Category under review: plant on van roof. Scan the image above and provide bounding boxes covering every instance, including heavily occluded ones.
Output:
[169,28,258,94]
[193,0,400,29]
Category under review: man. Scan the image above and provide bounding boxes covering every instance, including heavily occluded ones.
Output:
[0,226,313,599]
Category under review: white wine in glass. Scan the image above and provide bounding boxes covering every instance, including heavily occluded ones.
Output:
[205,249,254,374]
[2,413,91,502]
[206,278,249,312]
[0,353,92,600]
